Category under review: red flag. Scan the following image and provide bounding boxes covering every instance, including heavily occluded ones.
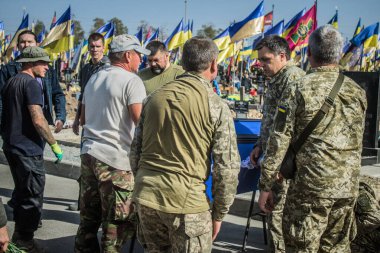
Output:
[50,11,57,30]
[264,11,273,26]
[286,5,317,51]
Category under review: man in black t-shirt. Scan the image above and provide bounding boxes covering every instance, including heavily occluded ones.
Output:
[1,46,63,252]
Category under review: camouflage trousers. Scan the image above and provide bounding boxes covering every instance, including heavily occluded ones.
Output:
[267,180,289,253]
[136,204,212,253]
[282,191,357,253]
[74,153,136,253]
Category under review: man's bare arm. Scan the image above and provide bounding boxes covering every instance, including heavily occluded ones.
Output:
[28,105,56,145]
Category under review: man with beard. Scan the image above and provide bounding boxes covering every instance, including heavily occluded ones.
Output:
[138,41,184,95]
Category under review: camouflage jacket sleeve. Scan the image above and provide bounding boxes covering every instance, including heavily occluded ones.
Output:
[355,182,380,234]
[259,81,299,192]
[130,110,144,177]
[210,97,240,221]
[255,90,272,149]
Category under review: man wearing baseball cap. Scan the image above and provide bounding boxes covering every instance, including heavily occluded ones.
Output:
[74,34,150,252]
[1,46,63,252]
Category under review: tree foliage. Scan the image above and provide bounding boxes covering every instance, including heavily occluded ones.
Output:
[109,17,128,35]
[90,18,105,34]
[72,19,85,45]
[196,24,223,39]
[33,20,45,36]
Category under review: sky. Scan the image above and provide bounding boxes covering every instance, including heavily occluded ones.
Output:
[0,0,379,41]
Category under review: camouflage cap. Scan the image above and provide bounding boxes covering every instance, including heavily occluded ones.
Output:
[16,46,51,63]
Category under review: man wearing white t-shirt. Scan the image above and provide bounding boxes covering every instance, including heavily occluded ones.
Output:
[74,34,150,252]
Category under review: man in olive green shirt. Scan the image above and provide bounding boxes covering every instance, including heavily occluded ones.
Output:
[138,41,184,95]
[130,37,240,253]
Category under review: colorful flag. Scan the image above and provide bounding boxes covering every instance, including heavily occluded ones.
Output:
[229,1,264,42]
[135,27,143,45]
[5,14,28,61]
[165,19,184,51]
[351,22,379,48]
[283,9,305,38]
[41,6,72,54]
[183,20,192,41]
[286,5,317,51]
[353,18,362,37]
[217,41,242,64]
[327,11,338,29]
[144,28,159,47]
[145,27,152,41]
[213,27,231,51]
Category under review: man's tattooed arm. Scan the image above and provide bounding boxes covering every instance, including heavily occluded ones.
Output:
[28,105,56,145]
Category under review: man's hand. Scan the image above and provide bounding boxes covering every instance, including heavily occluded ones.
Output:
[50,142,63,163]
[72,119,80,135]
[258,190,274,213]
[54,120,64,133]
[212,220,222,241]
[0,226,9,253]
[250,146,262,166]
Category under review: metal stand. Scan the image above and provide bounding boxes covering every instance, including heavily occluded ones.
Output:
[241,190,268,252]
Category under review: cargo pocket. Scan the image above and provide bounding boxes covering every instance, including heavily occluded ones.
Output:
[184,211,212,238]
[112,171,134,221]
[28,155,45,197]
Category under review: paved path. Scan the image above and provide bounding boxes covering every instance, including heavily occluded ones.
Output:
[0,164,266,253]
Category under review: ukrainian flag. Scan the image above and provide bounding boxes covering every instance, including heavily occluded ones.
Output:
[37,26,46,44]
[144,28,159,47]
[217,41,242,64]
[229,1,264,42]
[283,9,305,38]
[213,27,231,51]
[102,22,115,54]
[165,19,184,51]
[41,6,72,54]
[351,22,379,48]
[0,21,4,40]
[183,20,192,41]
[251,20,284,59]
[5,14,28,61]
[327,11,338,29]
[353,18,362,37]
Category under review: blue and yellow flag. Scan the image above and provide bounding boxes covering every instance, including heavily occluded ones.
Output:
[41,6,72,54]
[351,22,379,48]
[183,20,192,41]
[283,9,305,38]
[144,28,159,47]
[37,25,46,44]
[165,19,184,51]
[229,1,264,42]
[213,27,231,51]
[353,18,362,37]
[5,14,28,61]
[327,11,338,29]
[251,20,284,59]
[0,21,4,40]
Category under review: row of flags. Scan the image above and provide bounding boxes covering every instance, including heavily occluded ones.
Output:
[1,1,379,72]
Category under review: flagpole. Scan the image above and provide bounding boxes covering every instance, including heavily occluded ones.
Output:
[315,0,318,27]
[184,0,187,23]
[271,4,274,28]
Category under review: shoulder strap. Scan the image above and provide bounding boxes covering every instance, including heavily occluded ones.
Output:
[293,73,345,153]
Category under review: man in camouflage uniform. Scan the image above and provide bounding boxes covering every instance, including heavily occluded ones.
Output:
[250,35,305,252]
[130,36,240,253]
[351,175,380,252]
[74,34,150,252]
[258,25,367,252]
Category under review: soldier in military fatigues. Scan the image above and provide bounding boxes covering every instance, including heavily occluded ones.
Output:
[351,175,380,252]
[130,37,240,253]
[258,25,367,252]
[251,35,305,252]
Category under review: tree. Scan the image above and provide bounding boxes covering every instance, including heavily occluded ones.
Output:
[72,19,85,45]
[90,18,105,34]
[33,20,45,36]
[137,20,150,35]
[109,17,128,35]
[196,24,223,39]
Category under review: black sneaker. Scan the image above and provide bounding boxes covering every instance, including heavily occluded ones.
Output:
[38,220,42,228]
